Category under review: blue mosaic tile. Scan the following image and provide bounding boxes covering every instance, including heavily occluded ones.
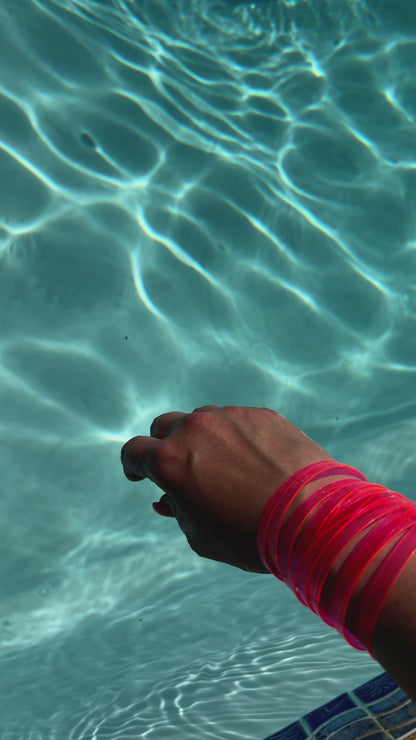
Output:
[263,673,416,740]
[304,693,356,730]
[344,734,393,740]
[391,727,416,740]
[353,735,395,740]
[353,672,398,704]
[313,714,379,740]
[379,702,416,734]
[367,691,409,715]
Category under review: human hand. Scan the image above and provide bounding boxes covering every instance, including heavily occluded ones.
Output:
[121,405,336,572]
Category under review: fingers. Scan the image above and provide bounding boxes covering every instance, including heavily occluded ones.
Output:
[152,493,176,517]
[150,407,221,439]
[121,433,178,520]
[122,405,221,486]
[121,435,160,480]
[150,411,187,438]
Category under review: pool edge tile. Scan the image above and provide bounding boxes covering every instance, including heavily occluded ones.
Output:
[263,673,416,740]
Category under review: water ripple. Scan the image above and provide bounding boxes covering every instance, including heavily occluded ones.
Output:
[1,0,415,737]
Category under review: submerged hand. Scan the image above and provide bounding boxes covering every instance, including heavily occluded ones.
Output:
[121,405,336,572]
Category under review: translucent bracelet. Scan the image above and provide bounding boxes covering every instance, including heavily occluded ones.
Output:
[257,461,416,656]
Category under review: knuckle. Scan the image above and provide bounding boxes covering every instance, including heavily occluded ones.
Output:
[151,442,180,481]
[223,405,247,420]
[223,404,239,414]
[183,411,212,432]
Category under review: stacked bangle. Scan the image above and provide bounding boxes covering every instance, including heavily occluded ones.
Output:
[257,461,416,656]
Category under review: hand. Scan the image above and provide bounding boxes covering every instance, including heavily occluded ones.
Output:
[121,405,336,572]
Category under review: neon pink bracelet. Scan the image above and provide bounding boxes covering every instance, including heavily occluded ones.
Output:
[283,482,386,588]
[278,480,368,580]
[290,486,397,610]
[256,461,367,580]
[323,501,412,623]
[291,485,404,604]
[257,461,416,655]
[346,520,416,654]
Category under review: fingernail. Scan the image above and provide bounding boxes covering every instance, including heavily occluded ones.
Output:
[152,500,175,517]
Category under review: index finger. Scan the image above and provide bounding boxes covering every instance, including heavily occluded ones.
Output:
[150,411,187,439]
[121,435,161,482]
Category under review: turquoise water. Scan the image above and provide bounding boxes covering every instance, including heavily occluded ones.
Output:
[0,0,415,737]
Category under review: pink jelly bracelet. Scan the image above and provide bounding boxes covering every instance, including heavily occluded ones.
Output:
[290,485,401,601]
[257,461,416,655]
[280,480,383,583]
[316,501,412,639]
[354,522,416,655]
[295,487,415,650]
[290,486,397,609]
[256,461,367,579]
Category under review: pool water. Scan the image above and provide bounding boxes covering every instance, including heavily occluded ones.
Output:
[0,0,415,737]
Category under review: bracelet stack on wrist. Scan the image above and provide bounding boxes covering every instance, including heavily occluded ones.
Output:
[257,461,416,656]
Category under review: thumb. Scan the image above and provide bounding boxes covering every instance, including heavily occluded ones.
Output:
[121,435,160,481]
